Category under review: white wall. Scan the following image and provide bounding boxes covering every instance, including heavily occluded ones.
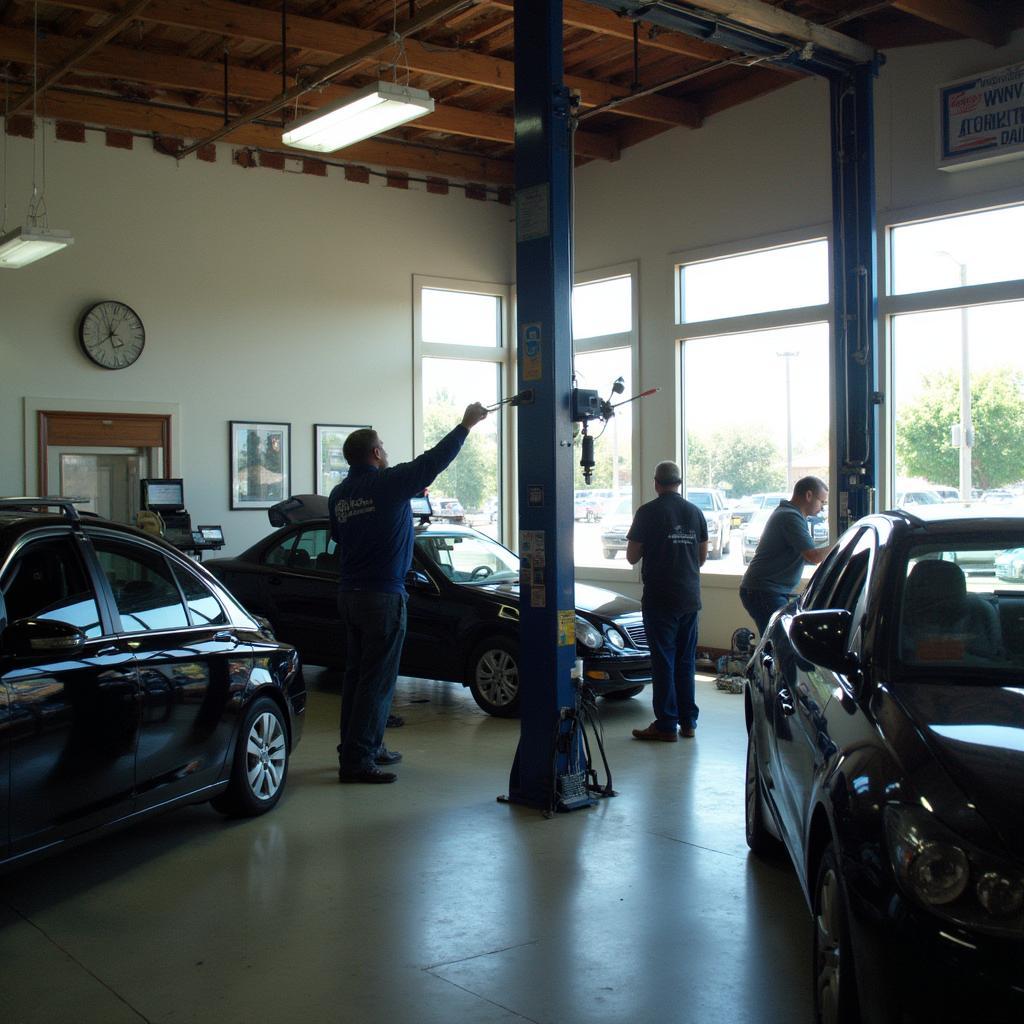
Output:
[572,30,1024,648]
[0,132,513,553]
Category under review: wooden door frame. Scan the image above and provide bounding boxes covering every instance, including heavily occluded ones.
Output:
[38,411,172,495]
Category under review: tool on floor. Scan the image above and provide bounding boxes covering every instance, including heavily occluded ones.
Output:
[715,627,755,694]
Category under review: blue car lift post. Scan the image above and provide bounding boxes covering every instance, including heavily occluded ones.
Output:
[508,0,882,808]
[506,0,592,811]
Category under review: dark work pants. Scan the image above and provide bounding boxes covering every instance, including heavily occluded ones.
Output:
[642,605,700,732]
[739,587,789,638]
[337,591,407,772]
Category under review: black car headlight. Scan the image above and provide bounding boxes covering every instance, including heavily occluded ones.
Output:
[884,803,1024,937]
[576,616,603,650]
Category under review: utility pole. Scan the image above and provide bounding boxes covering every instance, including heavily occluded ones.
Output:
[777,351,799,490]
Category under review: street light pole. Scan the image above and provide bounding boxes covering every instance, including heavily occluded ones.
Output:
[939,252,972,500]
[777,351,799,490]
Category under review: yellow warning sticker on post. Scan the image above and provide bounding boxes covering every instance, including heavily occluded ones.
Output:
[558,609,575,646]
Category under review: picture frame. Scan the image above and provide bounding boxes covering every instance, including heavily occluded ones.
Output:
[230,421,291,510]
[315,423,370,496]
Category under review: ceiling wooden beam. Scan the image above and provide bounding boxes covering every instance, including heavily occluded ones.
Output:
[889,0,1009,47]
[487,0,736,62]
[8,0,152,116]
[0,26,619,160]
[31,90,515,183]
[668,0,877,64]
[36,0,702,126]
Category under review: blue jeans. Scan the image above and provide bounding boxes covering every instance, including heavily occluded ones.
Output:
[739,587,789,637]
[337,591,407,772]
[642,605,700,732]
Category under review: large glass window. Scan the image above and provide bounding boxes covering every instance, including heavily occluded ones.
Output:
[676,237,831,575]
[886,201,1024,509]
[415,279,509,540]
[571,267,637,571]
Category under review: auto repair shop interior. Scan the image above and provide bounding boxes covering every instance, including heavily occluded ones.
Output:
[1,2,1023,1023]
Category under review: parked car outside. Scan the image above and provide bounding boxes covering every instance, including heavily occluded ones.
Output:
[207,496,652,717]
[686,488,731,559]
[983,489,1017,505]
[995,546,1024,582]
[599,495,634,558]
[574,490,603,522]
[744,505,1024,1024]
[0,498,304,873]
[730,492,787,530]
[430,496,466,523]
[895,489,944,508]
[933,486,961,502]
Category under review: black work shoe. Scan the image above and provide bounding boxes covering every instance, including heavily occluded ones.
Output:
[375,746,403,766]
[386,714,405,728]
[338,766,397,784]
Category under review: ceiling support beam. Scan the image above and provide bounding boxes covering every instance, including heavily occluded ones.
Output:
[39,0,701,126]
[8,0,151,116]
[890,0,1008,48]
[176,0,470,159]
[580,0,876,71]
[31,89,514,182]
[0,26,618,160]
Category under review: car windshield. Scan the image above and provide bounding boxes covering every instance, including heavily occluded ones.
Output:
[687,491,712,510]
[415,531,520,584]
[897,537,1024,677]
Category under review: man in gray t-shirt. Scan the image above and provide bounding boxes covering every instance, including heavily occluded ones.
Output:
[739,476,831,635]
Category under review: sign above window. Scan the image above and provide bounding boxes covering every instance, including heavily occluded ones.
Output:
[939,61,1024,172]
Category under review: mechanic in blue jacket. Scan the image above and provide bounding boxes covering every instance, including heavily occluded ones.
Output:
[329,403,488,783]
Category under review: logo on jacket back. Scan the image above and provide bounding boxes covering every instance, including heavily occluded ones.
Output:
[669,526,697,545]
[334,497,375,524]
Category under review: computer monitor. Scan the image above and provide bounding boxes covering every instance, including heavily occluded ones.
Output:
[141,478,185,512]
[197,525,224,545]
[410,494,432,518]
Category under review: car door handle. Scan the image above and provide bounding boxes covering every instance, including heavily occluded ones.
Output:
[778,688,795,716]
[95,644,123,657]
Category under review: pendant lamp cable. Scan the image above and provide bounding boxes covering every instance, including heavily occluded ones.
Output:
[28,0,49,230]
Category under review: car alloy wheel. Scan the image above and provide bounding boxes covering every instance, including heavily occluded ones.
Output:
[469,636,520,717]
[813,844,858,1024]
[744,730,780,856]
[213,696,289,816]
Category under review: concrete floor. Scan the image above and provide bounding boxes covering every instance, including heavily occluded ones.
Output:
[0,672,813,1024]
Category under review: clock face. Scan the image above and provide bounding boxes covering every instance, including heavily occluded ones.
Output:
[78,301,145,370]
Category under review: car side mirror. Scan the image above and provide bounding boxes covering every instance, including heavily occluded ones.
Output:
[2,618,87,656]
[405,569,433,591]
[789,610,860,680]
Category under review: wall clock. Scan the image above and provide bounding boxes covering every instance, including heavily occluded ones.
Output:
[78,300,146,370]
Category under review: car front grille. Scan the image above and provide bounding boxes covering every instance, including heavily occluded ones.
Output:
[622,622,648,650]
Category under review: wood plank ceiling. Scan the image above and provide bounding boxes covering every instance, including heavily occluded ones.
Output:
[0,0,1020,191]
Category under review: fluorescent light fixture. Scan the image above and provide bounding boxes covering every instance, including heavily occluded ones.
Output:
[282,81,434,153]
[0,225,75,268]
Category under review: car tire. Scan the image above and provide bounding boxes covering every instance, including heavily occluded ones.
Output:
[602,685,644,700]
[212,696,289,817]
[708,536,722,559]
[723,531,731,555]
[602,548,616,559]
[468,636,520,717]
[813,843,860,1024]
[745,729,782,856]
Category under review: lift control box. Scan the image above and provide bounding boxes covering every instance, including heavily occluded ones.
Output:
[571,388,600,422]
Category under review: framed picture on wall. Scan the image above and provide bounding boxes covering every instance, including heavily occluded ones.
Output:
[230,421,291,510]
[315,424,370,496]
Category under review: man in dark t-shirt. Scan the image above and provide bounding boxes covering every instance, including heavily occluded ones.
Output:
[626,461,709,741]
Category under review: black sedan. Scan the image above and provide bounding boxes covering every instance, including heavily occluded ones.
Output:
[744,505,1024,1024]
[0,498,304,872]
[206,497,651,717]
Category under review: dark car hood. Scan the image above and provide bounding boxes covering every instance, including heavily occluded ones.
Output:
[476,580,641,618]
[888,680,1024,856]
